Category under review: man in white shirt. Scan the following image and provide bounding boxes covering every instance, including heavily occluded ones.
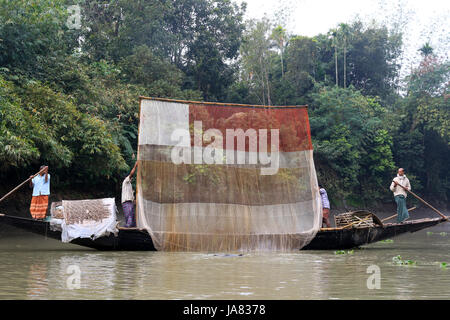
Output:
[29,165,50,220]
[122,161,138,227]
[319,184,331,228]
[390,168,411,223]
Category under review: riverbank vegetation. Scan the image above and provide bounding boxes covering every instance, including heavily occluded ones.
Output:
[0,0,448,208]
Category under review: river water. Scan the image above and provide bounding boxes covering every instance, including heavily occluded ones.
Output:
[0,222,449,300]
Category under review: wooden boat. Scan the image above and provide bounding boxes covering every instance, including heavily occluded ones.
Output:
[303,216,446,250]
[1,212,446,251]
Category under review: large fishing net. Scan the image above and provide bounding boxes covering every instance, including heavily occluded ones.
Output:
[136,97,322,251]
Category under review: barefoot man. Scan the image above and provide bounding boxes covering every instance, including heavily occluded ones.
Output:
[319,184,331,228]
[390,168,411,223]
[122,161,138,228]
[29,165,50,220]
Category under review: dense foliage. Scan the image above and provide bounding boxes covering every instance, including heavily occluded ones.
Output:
[0,0,448,206]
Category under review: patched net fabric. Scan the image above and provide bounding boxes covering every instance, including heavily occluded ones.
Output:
[136,97,322,252]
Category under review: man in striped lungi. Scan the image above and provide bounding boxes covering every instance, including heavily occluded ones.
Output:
[29,165,50,220]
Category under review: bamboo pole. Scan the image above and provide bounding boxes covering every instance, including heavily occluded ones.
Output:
[381,207,417,223]
[0,168,47,203]
[394,181,448,220]
[338,215,373,230]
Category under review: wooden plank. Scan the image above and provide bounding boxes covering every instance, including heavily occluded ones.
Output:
[381,206,417,223]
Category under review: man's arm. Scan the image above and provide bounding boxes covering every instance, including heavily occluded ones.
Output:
[44,166,49,183]
[405,178,411,191]
[390,180,396,192]
[128,161,138,179]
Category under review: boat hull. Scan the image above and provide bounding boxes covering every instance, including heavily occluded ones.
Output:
[303,218,444,250]
[0,214,155,251]
[0,214,446,251]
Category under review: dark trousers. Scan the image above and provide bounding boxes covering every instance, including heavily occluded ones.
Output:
[122,201,136,227]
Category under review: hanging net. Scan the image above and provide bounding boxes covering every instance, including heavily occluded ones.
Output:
[136,97,322,252]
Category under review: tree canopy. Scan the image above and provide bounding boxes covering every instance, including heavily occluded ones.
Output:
[0,0,448,205]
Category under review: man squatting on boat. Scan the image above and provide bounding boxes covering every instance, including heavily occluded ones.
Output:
[390,167,411,223]
[122,161,138,227]
[319,184,331,228]
[29,165,50,220]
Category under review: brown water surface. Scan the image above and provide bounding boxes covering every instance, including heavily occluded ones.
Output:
[0,223,449,299]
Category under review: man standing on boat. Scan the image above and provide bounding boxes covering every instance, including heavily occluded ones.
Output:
[390,168,411,223]
[122,161,138,228]
[319,184,331,228]
[29,165,50,220]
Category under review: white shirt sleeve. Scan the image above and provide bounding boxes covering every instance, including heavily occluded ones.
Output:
[390,179,396,192]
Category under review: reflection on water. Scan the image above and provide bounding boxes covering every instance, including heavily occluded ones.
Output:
[0,223,449,299]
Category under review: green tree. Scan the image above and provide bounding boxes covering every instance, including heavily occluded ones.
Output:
[310,85,395,203]
[240,18,275,105]
[419,42,434,57]
[271,25,287,77]
[393,54,450,200]
[284,36,317,99]
[0,0,79,79]
[314,20,402,99]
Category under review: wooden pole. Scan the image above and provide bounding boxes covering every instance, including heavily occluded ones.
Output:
[381,207,417,223]
[394,182,448,220]
[320,215,373,231]
[338,215,373,230]
[0,168,46,203]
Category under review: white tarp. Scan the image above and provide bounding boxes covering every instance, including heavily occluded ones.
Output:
[54,198,118,243]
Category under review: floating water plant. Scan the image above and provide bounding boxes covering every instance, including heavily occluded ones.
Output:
[334,250,354,255]
[392,255,402,265]
[440,262,447,269]
[426,232,433,236]
[439,232,447,236]
[380,239,394,243]
[392,255,416,266]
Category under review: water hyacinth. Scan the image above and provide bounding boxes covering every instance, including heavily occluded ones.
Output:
[380,239,394,243]
[334,250,354,255]
[392,255,416,266]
